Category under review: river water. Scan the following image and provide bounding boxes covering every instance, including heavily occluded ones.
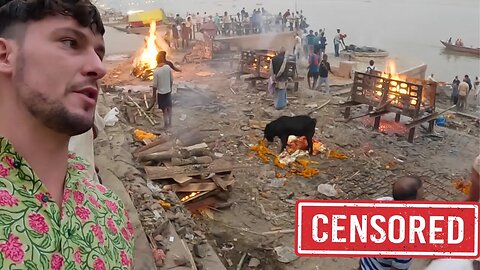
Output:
[103,0,479,82]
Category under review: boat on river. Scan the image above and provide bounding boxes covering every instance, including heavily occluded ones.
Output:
[440,40,480,57]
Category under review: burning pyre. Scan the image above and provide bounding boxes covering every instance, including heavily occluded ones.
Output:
[351,60,436,118]
[132,20,170,80]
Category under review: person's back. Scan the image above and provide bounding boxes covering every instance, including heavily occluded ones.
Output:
[153,65,173,94]
[307,33,315,45]
[319,59,330,78]
[459,81,469,96]
[308,53,320,73]
[271,53,286,80]
[319,35,327,48]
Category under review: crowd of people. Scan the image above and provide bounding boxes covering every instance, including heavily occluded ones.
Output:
[163,8,311,50]
[449,75,479,111]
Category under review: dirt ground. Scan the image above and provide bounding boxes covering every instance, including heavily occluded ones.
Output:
[99,50,479,270]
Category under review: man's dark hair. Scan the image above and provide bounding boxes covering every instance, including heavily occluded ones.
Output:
[392,176,423,201]
[156,51,166,64]
[0,0,104,38]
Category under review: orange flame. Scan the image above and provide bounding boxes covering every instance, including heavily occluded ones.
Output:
[140,21,160,72]
[132,20,171,80]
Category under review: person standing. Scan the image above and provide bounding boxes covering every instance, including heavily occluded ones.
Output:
[293,33,302,59]
[317,54,334,94]
[150,52,174,128]
[451,76,460,105]
[359,176,424,270]
[458,79,470,111]
[0,1,134,268]
[181,22,189,49]
[366,60,376,73]
[302,29,309,58]
[334,29,342,57]
[306,30,316,57]
[319,31,327,56]
[307,50,320,89]
[270,48,288,110]
[171,23,180,49]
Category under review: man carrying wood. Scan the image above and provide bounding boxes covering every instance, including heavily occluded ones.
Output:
[149,51,173,128]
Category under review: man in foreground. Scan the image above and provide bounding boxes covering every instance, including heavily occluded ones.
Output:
[359,176,424,270]
[0,0,134,268]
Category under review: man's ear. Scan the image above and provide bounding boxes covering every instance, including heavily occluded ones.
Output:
[0,38,14,74]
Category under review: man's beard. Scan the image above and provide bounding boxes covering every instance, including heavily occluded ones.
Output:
[13,53,94,136]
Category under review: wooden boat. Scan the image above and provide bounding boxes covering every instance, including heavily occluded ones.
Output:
[440,40,480,57]
[341,50,389,59]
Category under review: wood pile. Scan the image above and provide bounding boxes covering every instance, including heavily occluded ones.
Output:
[134,127,237,213]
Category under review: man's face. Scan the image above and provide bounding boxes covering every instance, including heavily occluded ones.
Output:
[10,16,106,136]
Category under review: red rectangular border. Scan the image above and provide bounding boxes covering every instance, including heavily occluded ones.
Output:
[295,200,480,259]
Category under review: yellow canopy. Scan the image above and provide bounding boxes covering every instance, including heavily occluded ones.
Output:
[128,9,166,24]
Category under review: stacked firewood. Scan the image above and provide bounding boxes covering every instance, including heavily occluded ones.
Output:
[133,127,236,212]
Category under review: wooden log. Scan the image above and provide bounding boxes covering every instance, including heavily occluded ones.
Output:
[145,160,236,181]
[126,95,156,126]
[187,148,213,158]
[177,133,205,147]
[137,141,175,158]
[183,143,208,151]
[139,149,174,163]
[164,182,218,192]
[133,135,170,157]
[212,173,235,191]
[171,156,213,166]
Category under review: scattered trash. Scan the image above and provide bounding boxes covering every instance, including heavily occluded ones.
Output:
[436,115,446,126]
[453,178,471,195]
[104,107,120,127]
[251,140,320,178]
[317,184,338,197]
[159,200,171,209]
[220,242,234,251]
[274,246,298,263]
[180,114,187,121]
[327,149,348,160]
[287,136,327,156]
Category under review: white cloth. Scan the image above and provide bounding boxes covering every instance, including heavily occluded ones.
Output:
[153,65,173,94]
[68,109,105,183]
[294,36,302,48]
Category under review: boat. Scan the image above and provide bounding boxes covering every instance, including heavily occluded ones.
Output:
[440,40,480,57]
[350,51,389,58]
[124,9,169,35]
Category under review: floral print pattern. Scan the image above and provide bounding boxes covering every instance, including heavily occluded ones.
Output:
[0,137,134,269]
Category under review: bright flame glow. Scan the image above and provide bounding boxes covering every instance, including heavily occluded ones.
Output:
[132,20,171,80]
[140,21,159,72]
[181,192,200,203]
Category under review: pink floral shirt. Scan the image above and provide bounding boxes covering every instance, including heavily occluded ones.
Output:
[0,137,134,269]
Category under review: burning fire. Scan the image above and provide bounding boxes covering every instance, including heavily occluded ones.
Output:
[181,192,199,203]
[132,20,170,80]
[377,61,418,107]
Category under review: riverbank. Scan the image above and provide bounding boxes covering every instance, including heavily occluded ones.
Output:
[96,42,479,269]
